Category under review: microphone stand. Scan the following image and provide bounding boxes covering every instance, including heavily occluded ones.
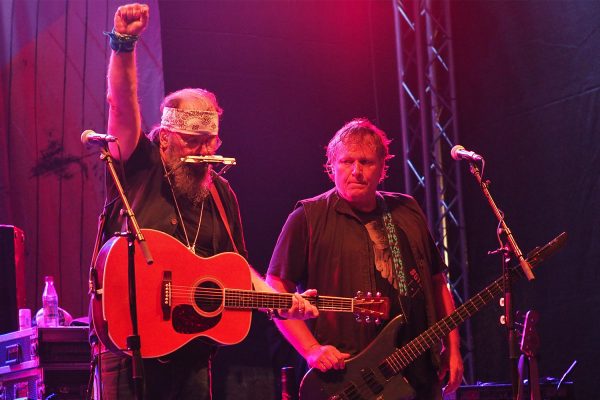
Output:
[466,161,534,400]
[98,144,153,400]
[468,162,534,281]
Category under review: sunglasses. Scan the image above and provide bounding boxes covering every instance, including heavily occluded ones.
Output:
[174,132,222,151]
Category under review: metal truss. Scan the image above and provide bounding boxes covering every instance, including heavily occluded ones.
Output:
[392,0,474,383]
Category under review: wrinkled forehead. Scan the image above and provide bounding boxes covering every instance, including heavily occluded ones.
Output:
[333,135,378,158]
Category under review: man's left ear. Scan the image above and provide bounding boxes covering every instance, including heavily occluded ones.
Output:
[325,163,335,182]
[159,129,169,150]
[379,164,388,183]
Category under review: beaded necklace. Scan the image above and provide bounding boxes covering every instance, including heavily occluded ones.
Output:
[161,157,205,254]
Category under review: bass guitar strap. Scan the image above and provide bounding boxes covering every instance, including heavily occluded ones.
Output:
[380,199,411,321]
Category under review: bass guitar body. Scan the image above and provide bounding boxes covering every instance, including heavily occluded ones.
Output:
[299,232,568,400]
[299,315,416,400]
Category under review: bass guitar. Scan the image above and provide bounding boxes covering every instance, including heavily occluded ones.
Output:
[299,232,566,400]
[517,310,541,400]
[91,229,390,358]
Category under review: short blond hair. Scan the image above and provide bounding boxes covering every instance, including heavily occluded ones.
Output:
[324,118,394,181]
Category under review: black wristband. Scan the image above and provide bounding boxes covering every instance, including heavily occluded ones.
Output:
[104,29,139,53]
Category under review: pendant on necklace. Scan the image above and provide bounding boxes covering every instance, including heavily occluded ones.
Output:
[187,245,196,255]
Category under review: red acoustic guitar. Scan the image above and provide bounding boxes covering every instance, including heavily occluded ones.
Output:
[91,229,390,358]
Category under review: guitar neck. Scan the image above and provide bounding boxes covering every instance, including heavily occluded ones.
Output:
[393,275,506,369]
[383,232,566,373]
[224,290,355,312]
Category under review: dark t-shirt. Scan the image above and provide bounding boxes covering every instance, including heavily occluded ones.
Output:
[94,135,249,399]
[268,189,445,393]
[97,135,248,362]
[102,135,247,259]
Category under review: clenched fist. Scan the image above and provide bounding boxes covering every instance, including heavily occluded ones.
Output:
[114,3,149,36]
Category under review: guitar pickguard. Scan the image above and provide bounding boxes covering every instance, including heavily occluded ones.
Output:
[172,305,221,334]
[172,280,225,334]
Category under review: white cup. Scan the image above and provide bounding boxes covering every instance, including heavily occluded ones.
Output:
[18,308,32,330]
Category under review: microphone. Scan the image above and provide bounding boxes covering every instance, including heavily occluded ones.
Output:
[81,130,118,145]
[181,155,237,165]
[450,145,483,162]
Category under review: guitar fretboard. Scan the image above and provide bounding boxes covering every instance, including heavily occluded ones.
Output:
[385,276,503,374]
[380,232,565,376]
[223,290,355,312]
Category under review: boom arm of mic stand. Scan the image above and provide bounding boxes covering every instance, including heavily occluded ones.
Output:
[468,162,534,280]
[100,147,153,265]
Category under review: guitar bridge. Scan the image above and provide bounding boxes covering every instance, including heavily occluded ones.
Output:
[162,271,172,320]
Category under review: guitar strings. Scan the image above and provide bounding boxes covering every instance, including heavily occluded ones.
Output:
[169,288,354,305]
[167,284,384,303]
[328,277,502,398]
[168,286,356,303]
[162,285,377,311]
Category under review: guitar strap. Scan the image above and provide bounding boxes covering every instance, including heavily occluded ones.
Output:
[209,183,239,254]
[380,199,411,320]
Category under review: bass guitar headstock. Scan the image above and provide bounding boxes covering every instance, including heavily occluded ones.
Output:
[353,291,390,325]
[519,309,540,358]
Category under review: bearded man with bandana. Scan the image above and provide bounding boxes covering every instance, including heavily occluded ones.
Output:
[90,4,318,399]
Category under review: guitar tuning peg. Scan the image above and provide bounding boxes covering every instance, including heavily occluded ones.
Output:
[355,315,362,323]
[355,291,363,298]
[375,292,382,298]
[375,318,381,325]
[365,316,371,324]
[499,315,506,325]
[366,292,372,298]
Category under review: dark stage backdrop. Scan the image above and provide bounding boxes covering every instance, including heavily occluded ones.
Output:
[451,1,599,398]
[2,0,598,399]
[0,0,163,321]
[157,1,402,398]
[160,0,599,398]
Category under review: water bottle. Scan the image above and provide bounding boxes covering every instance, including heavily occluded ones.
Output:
[42,275,59,327]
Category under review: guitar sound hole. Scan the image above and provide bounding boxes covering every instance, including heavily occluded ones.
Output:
[194,281,223,313]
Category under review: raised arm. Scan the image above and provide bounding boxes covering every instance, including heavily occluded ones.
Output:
[106,3,149,160]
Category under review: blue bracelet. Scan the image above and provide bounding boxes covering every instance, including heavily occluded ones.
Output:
[104,29,139,53]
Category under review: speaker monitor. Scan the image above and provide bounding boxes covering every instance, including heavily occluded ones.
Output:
[0,225,26,334]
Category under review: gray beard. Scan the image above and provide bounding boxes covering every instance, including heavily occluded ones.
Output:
[163,151,211,206]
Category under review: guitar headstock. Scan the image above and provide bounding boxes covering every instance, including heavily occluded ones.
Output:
[353,291,390,325]
[519,310,540,358]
